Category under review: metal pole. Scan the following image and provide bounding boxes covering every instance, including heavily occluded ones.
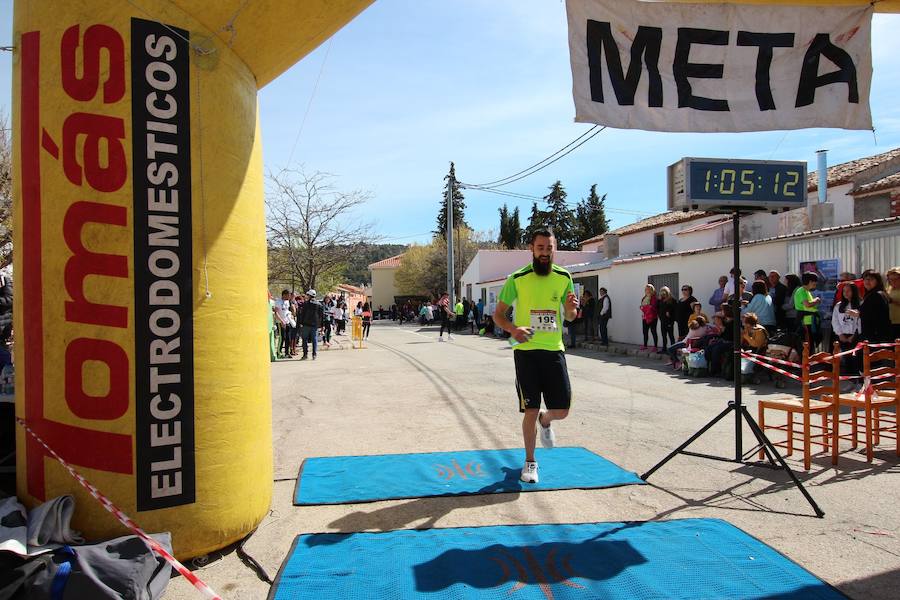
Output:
[447,169,455,302]
[732,210,742,461]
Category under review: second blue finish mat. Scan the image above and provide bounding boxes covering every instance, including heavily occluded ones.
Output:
[294,447,643,505]
[270,518,845,599]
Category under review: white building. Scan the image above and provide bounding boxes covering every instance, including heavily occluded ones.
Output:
[569,217,899,346]
[459,147,900,345]
[459,250,601,315]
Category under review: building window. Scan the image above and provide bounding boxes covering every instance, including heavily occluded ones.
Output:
[648,273,679,297]
[654,232,665,252]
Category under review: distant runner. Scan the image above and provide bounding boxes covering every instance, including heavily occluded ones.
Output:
[437,293,455,342]
[494,228,578,484]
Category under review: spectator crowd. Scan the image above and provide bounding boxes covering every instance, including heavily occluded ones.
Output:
[266,265,899,384]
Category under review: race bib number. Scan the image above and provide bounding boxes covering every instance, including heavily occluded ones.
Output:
[530,310,557,332]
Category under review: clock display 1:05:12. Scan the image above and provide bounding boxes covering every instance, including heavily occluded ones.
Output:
[704,168,801,197]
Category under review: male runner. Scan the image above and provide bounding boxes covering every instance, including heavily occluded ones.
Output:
[437,293,454,341]
[493,229,578,483]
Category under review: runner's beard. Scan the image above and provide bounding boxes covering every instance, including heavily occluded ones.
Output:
[533,255,552,275]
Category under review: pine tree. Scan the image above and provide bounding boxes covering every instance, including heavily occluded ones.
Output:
[497,204,510,248]
[435,162,467,239]
[523,201,547,246]
[575,184,610,244]
[542,181,578,250]
[509,206,522,249]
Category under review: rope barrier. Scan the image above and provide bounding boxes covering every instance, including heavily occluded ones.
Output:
[738,351,897,383]
[15,418,222,600]
[739,352,802,381]
[742,352,801,369]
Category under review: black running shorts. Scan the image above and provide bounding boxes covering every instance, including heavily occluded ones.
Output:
[513,349,571,413]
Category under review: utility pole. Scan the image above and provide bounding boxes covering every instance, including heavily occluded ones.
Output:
[447,168,455,303]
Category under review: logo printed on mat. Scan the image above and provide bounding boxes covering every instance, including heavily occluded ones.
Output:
[490,546,585,598]
[434,459,485,481]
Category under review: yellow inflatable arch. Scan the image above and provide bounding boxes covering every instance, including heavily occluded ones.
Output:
[10,0,898,559]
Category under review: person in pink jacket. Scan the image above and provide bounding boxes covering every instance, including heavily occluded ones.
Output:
[640,284,659,351]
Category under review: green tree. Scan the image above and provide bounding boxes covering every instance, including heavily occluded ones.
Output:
[497,203,520,249]
[396,228,497,297]
[509,206,522,249]
[342,243,407,285]
[434,162,467,239]
[574,184,610,244]
[523,201,547,246]
[542,181,578,250]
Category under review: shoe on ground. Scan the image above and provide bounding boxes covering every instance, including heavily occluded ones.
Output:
[520,461,539,484]
[300,356,308,361]
[447,335,454,341]
[312,355,317,360]
[639,345,647,351]
[539,410,556,448]
[438,336,444,342]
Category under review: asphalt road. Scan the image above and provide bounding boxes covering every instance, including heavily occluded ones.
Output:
[163,321,900,599]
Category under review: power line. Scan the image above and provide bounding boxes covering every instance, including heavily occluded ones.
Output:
[466,125,600,188]
[461,184,654,218]
[461,126,606,190]
[378,231,433,242]
[287,37,334,166]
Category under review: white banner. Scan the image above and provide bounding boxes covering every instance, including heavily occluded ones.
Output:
[566,0,873,132]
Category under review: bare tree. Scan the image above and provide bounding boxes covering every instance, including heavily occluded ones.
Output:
[265,168,377,292]
[0,111,12,270]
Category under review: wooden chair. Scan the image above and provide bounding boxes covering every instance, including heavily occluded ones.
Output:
[836,341,899,462]
[758,342,840,470]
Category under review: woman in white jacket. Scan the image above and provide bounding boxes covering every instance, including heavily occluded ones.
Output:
[832,283,861,380]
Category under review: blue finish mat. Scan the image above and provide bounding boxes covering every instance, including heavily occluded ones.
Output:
[270,518,845,600]
[293,447,644,505]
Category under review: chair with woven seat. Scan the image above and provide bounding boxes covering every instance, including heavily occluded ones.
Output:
[758,342,840,470]
[836,341,899,462]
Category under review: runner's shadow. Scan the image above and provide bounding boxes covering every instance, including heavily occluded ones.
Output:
[308,469,524,542]
[412,538,645,593]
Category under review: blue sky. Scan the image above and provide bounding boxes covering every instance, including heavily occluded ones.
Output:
[2,1,900,244]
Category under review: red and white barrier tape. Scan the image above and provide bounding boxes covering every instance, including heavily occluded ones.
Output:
[739,353,802,380]
[743,352,801,369]
[740,352,897,384]
[15,417,222,600]
[832,344,863,359]
[854,377,879,402]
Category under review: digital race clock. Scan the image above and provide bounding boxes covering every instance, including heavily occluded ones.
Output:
[668,157,808,213]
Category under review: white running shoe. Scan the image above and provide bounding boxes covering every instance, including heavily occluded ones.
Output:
[438,336,445,342]
[539,411,556,448]
[447,334,454,341]
[520,461,539,483]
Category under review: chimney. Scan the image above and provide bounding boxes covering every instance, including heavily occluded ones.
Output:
[604,234,620,260]
[816,149,827,204]
[811,149,834,229]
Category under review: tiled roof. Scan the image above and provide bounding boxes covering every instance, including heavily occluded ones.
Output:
[674,217,731,235]
[852,172,900,195]
[610,216,900,266]
[580,211,712,245]
[368,253,404,269]
[808,147,900,191]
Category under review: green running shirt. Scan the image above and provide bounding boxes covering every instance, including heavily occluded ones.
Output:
[498,263,575,352]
